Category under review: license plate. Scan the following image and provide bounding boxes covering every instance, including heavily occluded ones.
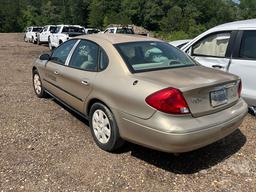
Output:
[210,88,228,107]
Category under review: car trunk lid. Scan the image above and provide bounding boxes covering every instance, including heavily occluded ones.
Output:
[134,66,240,117]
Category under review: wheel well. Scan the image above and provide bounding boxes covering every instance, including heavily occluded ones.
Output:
[86,98,110,116]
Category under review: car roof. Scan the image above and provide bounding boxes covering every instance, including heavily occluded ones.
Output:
[209,19,256,31]
[76,33,162,44]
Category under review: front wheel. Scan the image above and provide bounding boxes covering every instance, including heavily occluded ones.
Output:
[37,38,41,45]
[89,103,124,152]
[33,70,47,98]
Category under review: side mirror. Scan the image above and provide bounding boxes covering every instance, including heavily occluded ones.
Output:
[39,53,50,61]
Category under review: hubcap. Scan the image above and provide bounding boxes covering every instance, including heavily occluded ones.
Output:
[92,109,111,144]
[33,74,42,95]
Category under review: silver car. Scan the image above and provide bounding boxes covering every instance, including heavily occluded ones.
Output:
[181,19,256,115]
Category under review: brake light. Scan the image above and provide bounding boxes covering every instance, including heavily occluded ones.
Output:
[238,80,242,98]
[145,88,190,114]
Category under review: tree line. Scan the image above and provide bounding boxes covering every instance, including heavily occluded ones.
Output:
[0,0,255,40]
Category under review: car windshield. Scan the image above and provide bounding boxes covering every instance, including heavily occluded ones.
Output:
[115,41,195,72]
[32,27,42,32]
[49,26,57,32]
[116,28,134,34]
[62,27,85,33]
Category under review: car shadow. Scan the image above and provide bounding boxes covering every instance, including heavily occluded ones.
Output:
[122,129,246,174]
[51,98,246,174]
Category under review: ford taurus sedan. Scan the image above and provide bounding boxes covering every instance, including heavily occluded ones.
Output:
[32,34,248,153]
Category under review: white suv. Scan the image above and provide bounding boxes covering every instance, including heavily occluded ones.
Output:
[37,25,57,45]
[181,19,256,115]
[24,26,42,43]
[48,25,85,50]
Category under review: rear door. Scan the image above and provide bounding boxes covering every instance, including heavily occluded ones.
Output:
[43,39,78,97]
[59,39,102,112]
[186,31,234,71]
[229,30,256,106]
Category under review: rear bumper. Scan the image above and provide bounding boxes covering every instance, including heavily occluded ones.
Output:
[115,99,248,153]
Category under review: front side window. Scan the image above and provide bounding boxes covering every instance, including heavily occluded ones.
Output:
[115,41,195,73]
[54,26,61,33]
[51,40,77,65]
[239,31,256,60]
[192,32,231,57]
[68,40,99,71]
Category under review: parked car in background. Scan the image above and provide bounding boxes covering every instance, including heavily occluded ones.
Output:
[181,19,256,115]
[169,39,191,49]
[85,28,100,34]
[103,25,134,34]
[32,34,247,153]
[48,25,85,50]
[36,25,57,45]
[24,26,42,43]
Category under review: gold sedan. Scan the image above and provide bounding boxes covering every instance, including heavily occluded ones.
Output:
[32,34,248,153]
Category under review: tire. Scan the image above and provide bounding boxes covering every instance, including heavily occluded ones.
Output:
[49,41,53,50]
[32,70,47,98]
[24,36,28,42]
[89,103,124,152]
[37,38,41,45]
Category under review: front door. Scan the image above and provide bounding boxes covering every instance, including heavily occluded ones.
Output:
[187,31,232,71]
[43,39,78,97]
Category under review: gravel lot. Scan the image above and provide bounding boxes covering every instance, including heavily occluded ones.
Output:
[0,33,255,192]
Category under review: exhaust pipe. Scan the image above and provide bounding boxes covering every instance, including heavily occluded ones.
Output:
[248,106,256,116]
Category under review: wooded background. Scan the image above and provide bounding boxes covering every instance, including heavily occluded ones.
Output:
[0,0,255,40]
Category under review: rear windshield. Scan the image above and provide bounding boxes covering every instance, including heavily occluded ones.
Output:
[62,27,85,33]
[32,27,42,32]
[115,41,195,73]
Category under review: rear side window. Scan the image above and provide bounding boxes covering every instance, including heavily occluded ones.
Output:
[99,49,108,70]
[239,31,256,60]
[192,32,231,57]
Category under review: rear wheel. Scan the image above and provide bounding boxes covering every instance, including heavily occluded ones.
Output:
[89,103,124,152]
[33,70,47,98]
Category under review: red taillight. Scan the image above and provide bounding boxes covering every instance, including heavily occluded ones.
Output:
[145,88,190,114]
[238,80,242,98]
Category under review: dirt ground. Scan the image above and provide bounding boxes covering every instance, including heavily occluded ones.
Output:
[0,33,255,192]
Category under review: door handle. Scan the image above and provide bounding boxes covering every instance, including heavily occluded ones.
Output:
[81,80,89,86]
[54,71,59,75]
[212,65,224,69]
